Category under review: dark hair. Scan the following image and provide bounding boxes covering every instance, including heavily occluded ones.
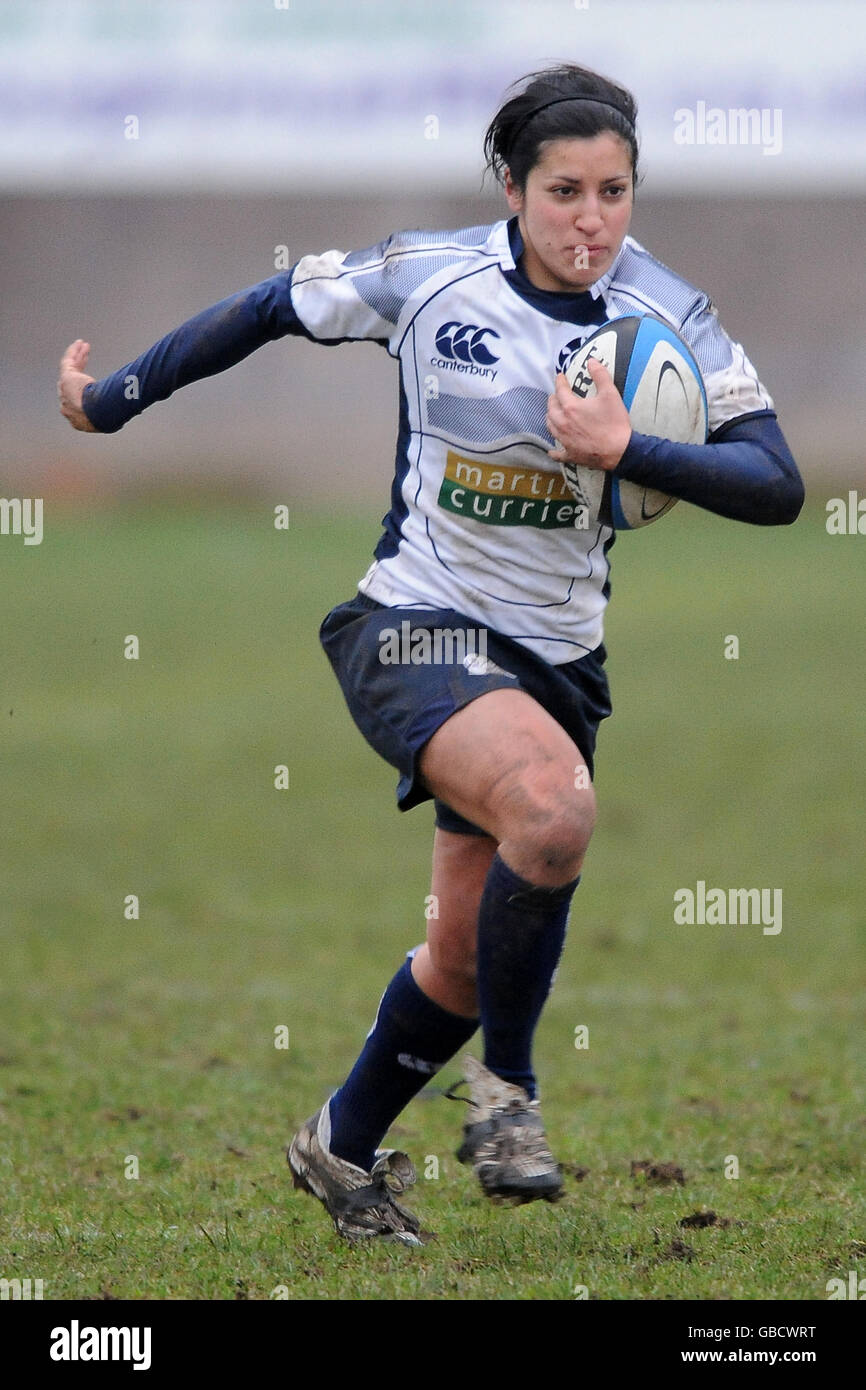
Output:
[483,63,640,192]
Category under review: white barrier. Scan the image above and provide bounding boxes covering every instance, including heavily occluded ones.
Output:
[1,0,864,192]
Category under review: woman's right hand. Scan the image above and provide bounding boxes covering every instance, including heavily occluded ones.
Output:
[58,340,98,432]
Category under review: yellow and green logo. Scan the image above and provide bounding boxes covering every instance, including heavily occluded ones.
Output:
[437,451,588,529]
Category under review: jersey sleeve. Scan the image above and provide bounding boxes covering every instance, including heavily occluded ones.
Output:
[614,412,804,525]
[610,285,804,525]
[288,236,410,347]
[288,229,482,346]
[82,271,315,433]
[81,236,409,434]
[678,296,775,433]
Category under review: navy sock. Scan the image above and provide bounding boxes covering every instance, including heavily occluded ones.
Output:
[476,852,580,1100]
[327,953,479,1172]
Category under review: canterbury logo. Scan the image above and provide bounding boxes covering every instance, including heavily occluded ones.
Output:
[434,321,501,366]
[397,1052,439,1075]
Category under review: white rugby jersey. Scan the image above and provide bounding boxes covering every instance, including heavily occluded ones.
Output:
[288,218,773,664]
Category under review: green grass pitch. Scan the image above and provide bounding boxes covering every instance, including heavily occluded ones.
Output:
[0,498,862,1300]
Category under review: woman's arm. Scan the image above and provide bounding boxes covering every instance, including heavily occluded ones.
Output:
[547,358,805,528]
[59,272,309,435]
[615,410,804,526]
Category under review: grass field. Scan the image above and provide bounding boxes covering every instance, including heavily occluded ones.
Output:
[0,498,863,1301]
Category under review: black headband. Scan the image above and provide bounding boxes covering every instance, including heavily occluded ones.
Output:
[510,95,635,150]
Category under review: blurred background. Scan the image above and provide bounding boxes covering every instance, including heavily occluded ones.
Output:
[3,0,865,499]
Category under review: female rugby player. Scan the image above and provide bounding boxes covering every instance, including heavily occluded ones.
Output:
[59,64,804,1247]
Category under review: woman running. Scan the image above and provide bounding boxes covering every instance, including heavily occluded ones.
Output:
[58,62,804,1247]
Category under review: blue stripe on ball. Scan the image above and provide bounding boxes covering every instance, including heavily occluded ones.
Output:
[608,477,632,531]
[621,316,706,427]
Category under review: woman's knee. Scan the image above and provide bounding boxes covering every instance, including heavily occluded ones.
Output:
[412,939,478,1017]
[427,935,477,991]
[492,769,597,883]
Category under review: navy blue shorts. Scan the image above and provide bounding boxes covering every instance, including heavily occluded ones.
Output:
[318,591,612,837]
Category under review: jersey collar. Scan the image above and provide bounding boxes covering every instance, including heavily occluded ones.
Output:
[501,216,623,320]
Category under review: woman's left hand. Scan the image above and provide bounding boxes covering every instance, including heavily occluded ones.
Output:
[546,357,632,472]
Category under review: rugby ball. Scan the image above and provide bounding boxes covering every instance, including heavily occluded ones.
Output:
[561,315,708,529]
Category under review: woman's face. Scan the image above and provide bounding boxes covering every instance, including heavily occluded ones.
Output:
[505,133,634,293]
